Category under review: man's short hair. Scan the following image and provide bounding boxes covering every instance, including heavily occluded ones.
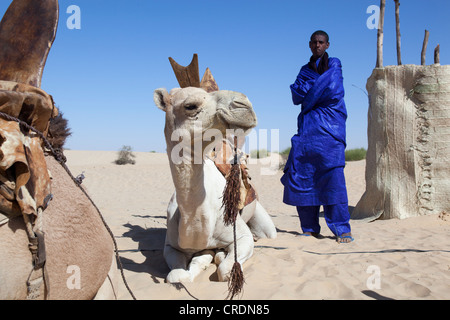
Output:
[310,30,329,43]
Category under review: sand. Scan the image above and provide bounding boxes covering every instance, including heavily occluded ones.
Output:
[64,150,450,300]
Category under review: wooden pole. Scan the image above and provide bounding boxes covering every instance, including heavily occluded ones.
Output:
[434,44,440,64]
[376,0,386,68]
[421,30,430,65]
[394,0,402,65]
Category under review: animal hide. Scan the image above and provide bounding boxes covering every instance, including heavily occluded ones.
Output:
[0,81,56,225]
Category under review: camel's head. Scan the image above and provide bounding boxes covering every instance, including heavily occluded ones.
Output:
[153,54,257,159]
[154,86,257,137]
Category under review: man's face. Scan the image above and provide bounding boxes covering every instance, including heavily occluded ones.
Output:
[309,35,329,58]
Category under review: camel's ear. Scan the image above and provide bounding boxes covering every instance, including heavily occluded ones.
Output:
[153,88,170,112]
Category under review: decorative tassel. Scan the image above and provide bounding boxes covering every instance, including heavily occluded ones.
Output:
[222,161,241,226]
[221,136,245,300]
[226,260,245,300]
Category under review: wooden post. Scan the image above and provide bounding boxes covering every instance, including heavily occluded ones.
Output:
[421,30,430,65]
[394,0,402,65]
[376,0,386,68]
[434,44,440,64]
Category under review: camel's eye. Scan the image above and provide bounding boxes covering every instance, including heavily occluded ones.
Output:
[185,104,198,111]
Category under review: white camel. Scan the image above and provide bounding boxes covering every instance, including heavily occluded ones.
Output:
[154,79,276,283]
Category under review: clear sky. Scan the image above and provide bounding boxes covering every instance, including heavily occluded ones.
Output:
[1,0,449,153]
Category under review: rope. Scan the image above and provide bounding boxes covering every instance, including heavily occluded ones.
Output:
[0,111,136,300]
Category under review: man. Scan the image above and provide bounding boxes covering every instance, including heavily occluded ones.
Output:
[281,30,353,243]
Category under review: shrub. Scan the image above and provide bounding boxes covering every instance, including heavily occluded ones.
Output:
[277,146,366,169]
[345,148,367,161]
[280,147,291,158]
[250,149,269,159]
[114,145,136,165]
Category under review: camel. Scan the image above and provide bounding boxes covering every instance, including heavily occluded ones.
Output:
[0,0,118,299]
[153,55,276,285]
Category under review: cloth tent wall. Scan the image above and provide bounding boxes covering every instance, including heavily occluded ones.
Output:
[353,64,450,220]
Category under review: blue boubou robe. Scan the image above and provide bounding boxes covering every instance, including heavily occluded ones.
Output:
[281,57,348,207]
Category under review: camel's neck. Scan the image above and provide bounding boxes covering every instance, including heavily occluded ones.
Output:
[169,160,206,208]
[167,150,217,249]
[165,130,212,207]
[165,134,226,249]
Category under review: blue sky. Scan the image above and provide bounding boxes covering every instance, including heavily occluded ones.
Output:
[1,0,449,153]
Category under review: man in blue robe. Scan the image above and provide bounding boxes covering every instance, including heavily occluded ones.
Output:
[281,30,353,243]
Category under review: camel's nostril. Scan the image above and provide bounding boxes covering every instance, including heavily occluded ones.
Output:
[232,99,250,109]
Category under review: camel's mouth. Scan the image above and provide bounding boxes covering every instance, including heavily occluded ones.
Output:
[214,92,258,131]
[218,105,257,131]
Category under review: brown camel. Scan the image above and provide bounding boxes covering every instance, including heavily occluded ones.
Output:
[0,0,118,299]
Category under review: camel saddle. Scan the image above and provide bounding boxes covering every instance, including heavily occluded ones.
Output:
[0,80,57,299]
[208,139,257,210]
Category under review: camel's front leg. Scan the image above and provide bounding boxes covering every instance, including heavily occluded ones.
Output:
[187,250,215,281]
[164,195,193,283]
[164,244,190,283]
[215,219,254,282]
[164,246,214,283]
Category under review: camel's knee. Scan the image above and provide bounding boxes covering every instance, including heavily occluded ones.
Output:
[167,269,193,283]
[189,250,214,270]
[164,244,188,271]
[214,250,226,265]
[166,249,214,283]
[248,201,277,239]
[240,200,256,223]
[216,236,253,282]
[217,259,235,282]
